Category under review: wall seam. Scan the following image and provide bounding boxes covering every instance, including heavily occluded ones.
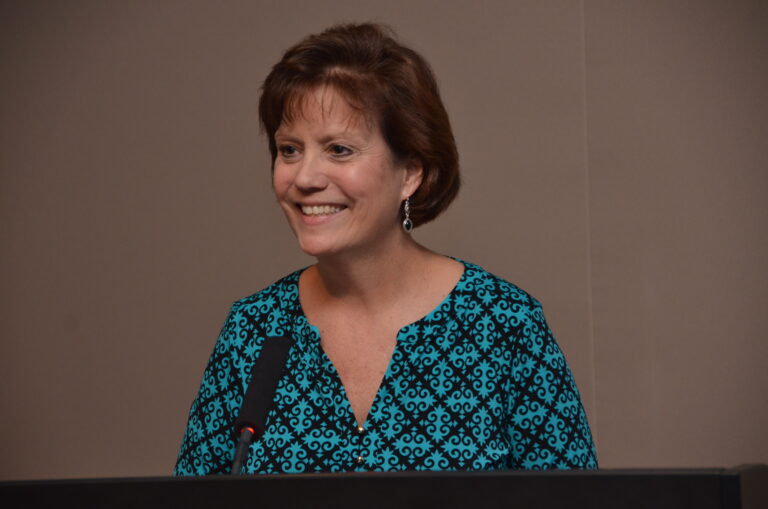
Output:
[579,0,599,449]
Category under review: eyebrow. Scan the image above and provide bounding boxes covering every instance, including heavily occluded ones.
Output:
[274,131,367,144]
[273,132,300,142]
[318,133,364,144]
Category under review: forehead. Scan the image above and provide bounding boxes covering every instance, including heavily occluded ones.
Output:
[277,86,377,135]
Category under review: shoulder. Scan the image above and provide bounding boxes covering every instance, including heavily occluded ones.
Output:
[230,268,304,315]
[216,268,306,346]
[451,259,552,347]
[457,259,542,311]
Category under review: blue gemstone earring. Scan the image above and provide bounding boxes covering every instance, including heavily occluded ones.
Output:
[402,197,413,233]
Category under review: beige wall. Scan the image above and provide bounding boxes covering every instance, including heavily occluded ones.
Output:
[0,0,765,480]
[585,0,768,467]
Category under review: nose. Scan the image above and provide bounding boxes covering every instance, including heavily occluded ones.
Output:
[293,151,328,192]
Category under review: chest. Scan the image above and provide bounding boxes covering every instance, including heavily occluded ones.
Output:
[251,324,514,473]
[317,321,399,426]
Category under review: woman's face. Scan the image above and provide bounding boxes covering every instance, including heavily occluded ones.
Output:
[272,86,421,259]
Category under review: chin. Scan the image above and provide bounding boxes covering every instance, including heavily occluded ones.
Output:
[296,236,342,259]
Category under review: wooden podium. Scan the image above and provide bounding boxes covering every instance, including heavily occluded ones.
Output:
[2,465,766,509]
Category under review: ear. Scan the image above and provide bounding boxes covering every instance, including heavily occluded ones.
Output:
[400,159,423,200]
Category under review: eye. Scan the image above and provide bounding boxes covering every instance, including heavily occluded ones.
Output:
[278,144,298,158]
[329,144,353,157]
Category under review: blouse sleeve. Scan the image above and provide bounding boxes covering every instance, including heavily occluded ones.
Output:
[173,303,244,476]
[506,302,598,469]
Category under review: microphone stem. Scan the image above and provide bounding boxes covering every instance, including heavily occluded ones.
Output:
[231,427,255,475]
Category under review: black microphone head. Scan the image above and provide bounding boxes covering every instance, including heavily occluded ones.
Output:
[233,336,293,440]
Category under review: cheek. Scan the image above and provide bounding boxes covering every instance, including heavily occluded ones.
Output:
[340,165,391,198]
[272,166,291,199]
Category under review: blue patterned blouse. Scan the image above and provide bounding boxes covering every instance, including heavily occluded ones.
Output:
[174,260,597,475]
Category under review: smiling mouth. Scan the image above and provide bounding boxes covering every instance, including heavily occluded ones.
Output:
[299,204,347,216]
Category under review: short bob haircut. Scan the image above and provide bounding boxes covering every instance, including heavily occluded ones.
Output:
[258,23,460,228]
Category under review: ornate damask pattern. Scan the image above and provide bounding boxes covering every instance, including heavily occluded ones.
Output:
[174,261,597,475]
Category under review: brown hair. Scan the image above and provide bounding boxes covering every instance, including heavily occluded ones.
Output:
[258,23,460,227]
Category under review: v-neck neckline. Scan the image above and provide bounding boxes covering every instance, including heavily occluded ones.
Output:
[290,258,469,428]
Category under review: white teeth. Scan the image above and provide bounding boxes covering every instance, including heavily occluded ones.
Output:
[301,205,344,216]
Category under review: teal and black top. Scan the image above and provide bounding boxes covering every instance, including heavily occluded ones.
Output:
[174,260,597,475]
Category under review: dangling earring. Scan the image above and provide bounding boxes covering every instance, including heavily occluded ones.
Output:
[402,197,414,233]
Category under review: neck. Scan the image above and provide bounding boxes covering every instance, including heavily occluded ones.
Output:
[310,233,435,311]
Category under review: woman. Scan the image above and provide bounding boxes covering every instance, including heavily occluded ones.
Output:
[174,23,597,475]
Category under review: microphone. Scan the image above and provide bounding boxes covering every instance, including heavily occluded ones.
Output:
[231,335,293,475]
